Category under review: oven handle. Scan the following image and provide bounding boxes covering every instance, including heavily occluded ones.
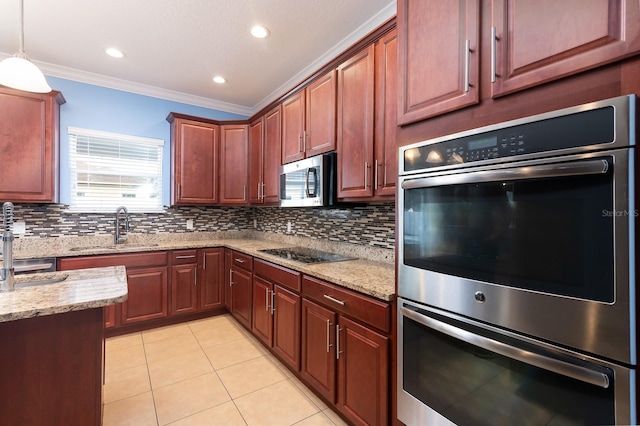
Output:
[401,158,609,189]
[401,307,610,389]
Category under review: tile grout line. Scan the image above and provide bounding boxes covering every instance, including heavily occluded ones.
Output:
[140,331,161,426]
[189,317,251,426]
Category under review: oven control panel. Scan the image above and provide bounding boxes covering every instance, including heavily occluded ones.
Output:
[403,103,616,173]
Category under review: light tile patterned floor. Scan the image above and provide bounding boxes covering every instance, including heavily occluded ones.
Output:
[103,314,347,426]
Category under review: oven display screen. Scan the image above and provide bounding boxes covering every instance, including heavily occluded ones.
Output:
[468,136,497,150]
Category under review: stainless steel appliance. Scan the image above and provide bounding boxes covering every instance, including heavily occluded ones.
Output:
[279,152,338,207]
[397,95,637,425]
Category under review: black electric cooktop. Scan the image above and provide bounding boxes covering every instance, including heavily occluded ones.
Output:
[258,247,356,264]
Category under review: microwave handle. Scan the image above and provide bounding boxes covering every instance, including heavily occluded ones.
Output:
[306,168,318,197]
[401,306,610,389]
[401,158,609,190]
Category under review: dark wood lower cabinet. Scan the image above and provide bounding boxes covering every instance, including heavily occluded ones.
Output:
[338,316,389,426]
[230,266,253,329]
[301,298,337,403]
[272,285,301,371]
[122,266,169,325]
[201,248,224,310]
[0,308,103,425]
[58,248,225,332]
[171,262,198,316]
[252,275,273,345]
[300,276,390,426]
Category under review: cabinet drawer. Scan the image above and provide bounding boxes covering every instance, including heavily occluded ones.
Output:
[231,250,253,272]
[302,275,391,333]
[171,249,198,265]
[58,251,168,270]
[254,258,301,292]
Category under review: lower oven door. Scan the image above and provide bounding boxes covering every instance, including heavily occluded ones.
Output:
[397,298,636,426]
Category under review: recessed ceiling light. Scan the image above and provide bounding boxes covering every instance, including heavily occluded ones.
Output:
[213,76,226,84]
[105,48,125,58]
[251,25,270,39]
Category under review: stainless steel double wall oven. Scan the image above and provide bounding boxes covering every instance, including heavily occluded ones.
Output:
[397,95,637,425]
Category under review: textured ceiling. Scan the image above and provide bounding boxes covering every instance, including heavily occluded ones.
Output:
[0,0,396,115]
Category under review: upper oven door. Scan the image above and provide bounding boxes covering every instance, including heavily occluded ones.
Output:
[398,149,635,364]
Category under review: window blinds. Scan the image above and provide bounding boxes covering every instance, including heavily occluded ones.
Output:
[68,127,164,212]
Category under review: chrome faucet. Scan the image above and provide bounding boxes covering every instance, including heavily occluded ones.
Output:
[0,202,15,292]
[114,206,130,244]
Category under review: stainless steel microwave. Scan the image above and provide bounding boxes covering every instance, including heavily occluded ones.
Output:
[279,152,338,207]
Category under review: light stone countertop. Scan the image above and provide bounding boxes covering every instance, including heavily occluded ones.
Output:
[0,266,128,323]
[14,231,396,301]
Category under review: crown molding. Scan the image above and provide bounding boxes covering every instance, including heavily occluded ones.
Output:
[251,2,397,114]
[0,1,396,117]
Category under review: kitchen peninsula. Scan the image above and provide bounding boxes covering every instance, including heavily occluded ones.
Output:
[0,266,128,425]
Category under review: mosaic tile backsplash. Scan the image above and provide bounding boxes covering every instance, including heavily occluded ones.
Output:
[11,203,396,251]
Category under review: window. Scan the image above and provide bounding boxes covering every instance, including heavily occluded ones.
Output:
[68,127,164,212]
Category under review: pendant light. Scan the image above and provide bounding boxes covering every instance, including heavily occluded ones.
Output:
[0,0,51,93]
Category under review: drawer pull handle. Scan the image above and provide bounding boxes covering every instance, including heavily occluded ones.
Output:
[176,255,196,259]
[323,294,345,306]
[235,258,246,263]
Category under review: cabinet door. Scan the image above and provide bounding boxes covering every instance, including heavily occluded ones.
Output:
[263,105,282,204]
[492,0,640,98]
[252,276,273,346]
[248,117,264,204]
[220,125,249,204]
[374,29,398,197]
[104,305,117,329]
[281,91,306,164]
[337,316,389,426]
[337,44,375,199]
[171,263,198,316]
[0,89,62,202]
[301,298,336,403]
[201,248,224,311]
[121,267,168,325]
[397,0,480,125]
[172,119,219,204]
[273,285,301,371]
[224,249,233,311]
[305,70,337,156]
[231,267,253,329]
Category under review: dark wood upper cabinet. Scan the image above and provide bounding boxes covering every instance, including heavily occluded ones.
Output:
[219,124,249,204]
[374,29,399,197]
[491,0,640,98]
[281,90,306,164]
[0,87,65,203]
[282,70,336,164]
[168,115,219,205]
[397,0,480,126]
[337,45,375,199]
[305,70,337,157]
[249,105,281,205]
[263,105,282,204]
[248,117,264,204]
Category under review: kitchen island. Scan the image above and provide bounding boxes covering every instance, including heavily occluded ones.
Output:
[0,266,128,425]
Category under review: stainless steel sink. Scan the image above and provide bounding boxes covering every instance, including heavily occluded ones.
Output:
[69,243,159,252]
[115,243,159,250]
[14,273,69,288]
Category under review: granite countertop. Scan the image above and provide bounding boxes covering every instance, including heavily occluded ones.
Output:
[14,232,396,301]
[0,266,128,323]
